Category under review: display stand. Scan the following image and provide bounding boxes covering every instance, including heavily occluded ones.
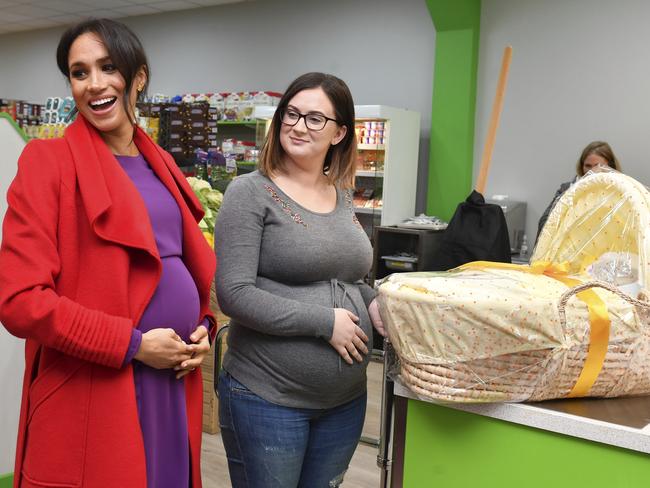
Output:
[0,113,27,481]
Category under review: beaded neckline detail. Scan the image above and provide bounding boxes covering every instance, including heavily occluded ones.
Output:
[344,191,363,229]
[264,184,307,227]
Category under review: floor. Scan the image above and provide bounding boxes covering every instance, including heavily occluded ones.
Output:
[201,360,384,487]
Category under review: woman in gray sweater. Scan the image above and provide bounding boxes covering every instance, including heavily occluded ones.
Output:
[215,72,384,488]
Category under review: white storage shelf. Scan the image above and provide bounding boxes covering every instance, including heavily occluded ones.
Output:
[354,105,420,227]
[355,170,384,178]
[357,143,386,151]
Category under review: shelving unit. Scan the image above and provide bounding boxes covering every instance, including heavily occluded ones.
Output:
[353,105,420,241]
[358,143,386,151]
[216,120,258,126]
[370,226,443,283]
[356,170,384,178]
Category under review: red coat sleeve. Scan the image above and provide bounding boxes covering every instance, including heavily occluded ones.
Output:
[0,141,133,368]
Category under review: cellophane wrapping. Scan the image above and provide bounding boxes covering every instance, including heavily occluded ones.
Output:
[378,169,650,403]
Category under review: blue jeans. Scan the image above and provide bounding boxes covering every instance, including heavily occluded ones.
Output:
[217,370,367,488]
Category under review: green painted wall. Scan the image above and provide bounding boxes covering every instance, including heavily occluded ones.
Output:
[0,473,12,488]
[403,400,650,487]
[425,0,481,221]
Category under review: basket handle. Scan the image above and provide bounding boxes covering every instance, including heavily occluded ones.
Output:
[558,280,650,324]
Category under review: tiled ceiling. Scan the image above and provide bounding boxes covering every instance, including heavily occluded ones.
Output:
[0,0,248,35]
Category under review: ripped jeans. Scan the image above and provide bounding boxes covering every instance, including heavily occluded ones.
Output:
[218,370,366,488]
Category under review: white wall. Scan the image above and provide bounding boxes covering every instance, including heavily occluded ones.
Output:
[475,0,650,244]
[0,117,24,474]
[0,0,434,211]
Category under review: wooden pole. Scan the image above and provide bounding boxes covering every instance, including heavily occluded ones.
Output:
[475,45,513,195]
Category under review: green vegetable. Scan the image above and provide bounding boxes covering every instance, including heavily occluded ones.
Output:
[187,176,223,234]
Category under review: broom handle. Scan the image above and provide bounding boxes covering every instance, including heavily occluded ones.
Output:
[475,45,513,194]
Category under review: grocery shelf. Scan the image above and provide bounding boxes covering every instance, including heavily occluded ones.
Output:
[357,143,385,151]
[356,170,384,178]
[217,120,257,126]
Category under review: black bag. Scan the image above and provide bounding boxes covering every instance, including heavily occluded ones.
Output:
[430,190,511,271]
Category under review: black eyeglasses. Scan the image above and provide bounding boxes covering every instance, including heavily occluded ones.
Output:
[281,108,339,131]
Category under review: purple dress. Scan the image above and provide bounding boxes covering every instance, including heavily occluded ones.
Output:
[117,154,201,488]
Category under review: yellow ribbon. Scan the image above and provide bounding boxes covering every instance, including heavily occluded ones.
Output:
[457,260,611,398]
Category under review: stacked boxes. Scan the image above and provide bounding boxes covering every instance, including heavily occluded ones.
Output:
[206,105,219,149]
[156,102,219,164]
[138,90,282,165]
[159,103,185,161]
[184,102,209,157]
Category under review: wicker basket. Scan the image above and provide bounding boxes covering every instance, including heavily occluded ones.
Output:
[379,171,650,403]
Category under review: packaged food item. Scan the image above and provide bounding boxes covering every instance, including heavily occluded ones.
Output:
[244,148,259,163]
[208,92,225,111]
[221,138,235,154]
[207,148,236,191]
[224,93,241,120]
[253,91,282,106]
[237,92,255,120]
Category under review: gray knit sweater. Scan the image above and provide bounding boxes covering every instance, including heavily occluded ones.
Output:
[215,171,375,409]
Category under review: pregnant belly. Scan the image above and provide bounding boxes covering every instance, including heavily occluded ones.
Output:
[137,256,200,342]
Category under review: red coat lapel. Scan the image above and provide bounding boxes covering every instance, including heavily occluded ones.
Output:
[64,116,158,258]
[64,115,215,326]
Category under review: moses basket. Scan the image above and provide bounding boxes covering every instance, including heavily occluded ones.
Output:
[378,170,650,402]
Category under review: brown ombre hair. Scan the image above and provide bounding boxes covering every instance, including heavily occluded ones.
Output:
[576,141,621,176]
[258,72,357,189]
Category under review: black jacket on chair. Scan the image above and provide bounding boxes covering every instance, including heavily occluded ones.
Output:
[430,190,511,271]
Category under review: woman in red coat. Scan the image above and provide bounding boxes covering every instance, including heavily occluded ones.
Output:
[0,19,215,488]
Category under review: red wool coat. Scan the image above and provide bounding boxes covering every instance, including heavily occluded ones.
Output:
[0,116,216,488]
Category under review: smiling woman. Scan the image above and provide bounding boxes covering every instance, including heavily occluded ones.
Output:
[215,73,386,487]
[0,18,216,488]
[56,20,149,155]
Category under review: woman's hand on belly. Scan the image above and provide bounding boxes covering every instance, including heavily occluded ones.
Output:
[175,325,210,379]
[135,328,193,369]
[329,309,369,364]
